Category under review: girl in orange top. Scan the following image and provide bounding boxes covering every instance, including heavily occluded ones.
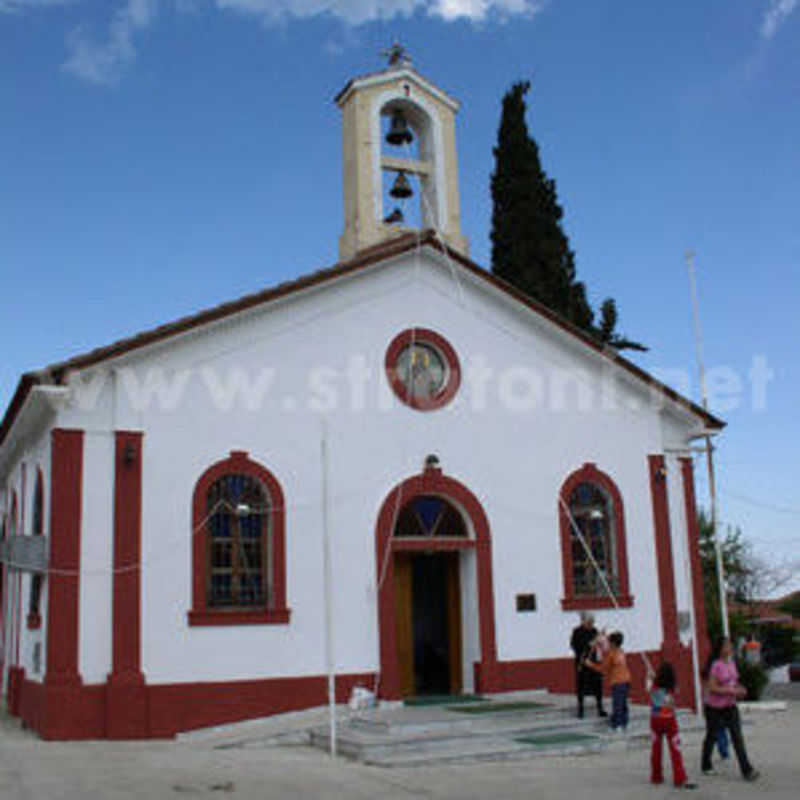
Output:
[586,631,631,732]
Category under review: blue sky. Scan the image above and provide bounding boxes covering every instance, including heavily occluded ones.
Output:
[1,1,798,591]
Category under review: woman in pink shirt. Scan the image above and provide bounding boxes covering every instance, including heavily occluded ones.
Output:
[700,637,759,782]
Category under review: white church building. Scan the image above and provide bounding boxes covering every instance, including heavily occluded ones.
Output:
[0,54,719,739]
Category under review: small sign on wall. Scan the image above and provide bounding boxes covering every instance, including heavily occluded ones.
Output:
[516,593,537,612]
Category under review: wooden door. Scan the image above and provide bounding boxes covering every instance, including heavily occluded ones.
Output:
[394,553,414,697]
[446,553,463,694]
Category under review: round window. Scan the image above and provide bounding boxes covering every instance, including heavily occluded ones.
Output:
[385,328,460,411]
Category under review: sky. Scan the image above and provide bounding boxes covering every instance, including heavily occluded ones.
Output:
[1,1,798,593]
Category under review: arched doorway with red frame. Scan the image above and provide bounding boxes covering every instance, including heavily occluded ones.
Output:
[374,464,501,700]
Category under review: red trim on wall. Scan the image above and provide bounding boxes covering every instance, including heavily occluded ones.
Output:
[189,451,289,627]
[187,609,291,626]
[558,463,633,610]
[385,328,461,411]
[392,538,476,552]
[680,457,710,667]
[111,432,144,683]
[375,466,500,699]
[17,672,376,740]
[7,666,25,716]
[106,431,148,739]
[45,429,83,688]
[648,455,680,646]
[495,648,696,709]
[561,595,634,611]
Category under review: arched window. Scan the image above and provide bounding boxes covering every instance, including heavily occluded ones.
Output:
[189,451,289,626]
[32,471,44,535]
[558,463,633,610]
[394,496,468,538]
[28,470,45,629]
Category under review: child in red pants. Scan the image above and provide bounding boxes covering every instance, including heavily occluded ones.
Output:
[649,662,696,789]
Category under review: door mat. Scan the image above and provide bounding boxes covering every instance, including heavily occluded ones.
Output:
[448,701,552,714]
[404,694,487,707]
[515,732,598,746]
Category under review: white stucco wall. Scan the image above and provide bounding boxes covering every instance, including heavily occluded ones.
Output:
[7,248,708,689]
[1,425,52,687]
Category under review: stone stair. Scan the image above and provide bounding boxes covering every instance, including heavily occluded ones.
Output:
[308,693,707,767]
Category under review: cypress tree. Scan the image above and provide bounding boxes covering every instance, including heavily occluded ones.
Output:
[490,82,645,351]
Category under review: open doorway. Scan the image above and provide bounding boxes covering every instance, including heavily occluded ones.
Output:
[394,551,462,697]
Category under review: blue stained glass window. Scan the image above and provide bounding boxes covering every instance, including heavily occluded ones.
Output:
[394,495,467,538]
[413,496,445,534]
[568,482,618,597]
[207,473,270,608]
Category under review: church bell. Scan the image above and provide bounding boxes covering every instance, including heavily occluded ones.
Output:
[389,171,413,200]
[386,111,413,146]
[383,207,404,225]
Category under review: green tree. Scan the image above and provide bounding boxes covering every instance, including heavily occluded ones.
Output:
[490,82,645,351]
[778,591,800,618]
[698,509,752,643]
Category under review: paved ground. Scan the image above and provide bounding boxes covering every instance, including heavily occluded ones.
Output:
[0,699,798,799]
[763,666,800,702]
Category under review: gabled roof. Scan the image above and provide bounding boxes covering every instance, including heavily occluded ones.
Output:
[0,230,723,449]
[334,66,460,112]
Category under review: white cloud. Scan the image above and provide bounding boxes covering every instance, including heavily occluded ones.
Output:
[761,0,797,39]
[215,0,541,25]
[62,0,157,85]
[432,0,537,21]
[10,0,540,84]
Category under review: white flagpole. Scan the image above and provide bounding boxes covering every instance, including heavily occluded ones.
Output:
[685,250,729,639]
[321,421,337,757]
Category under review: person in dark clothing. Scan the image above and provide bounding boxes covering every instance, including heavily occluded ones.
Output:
[570,612,607,718]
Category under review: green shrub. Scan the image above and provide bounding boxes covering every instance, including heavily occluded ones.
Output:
[737,660,768,701]
[760,625,797,666]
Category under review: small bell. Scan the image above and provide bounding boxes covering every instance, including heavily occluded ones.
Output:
[386,111,413,146]
[389,171,413,200]
[383,208,404,225]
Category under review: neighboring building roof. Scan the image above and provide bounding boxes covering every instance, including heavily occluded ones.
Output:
[0,230,724,449]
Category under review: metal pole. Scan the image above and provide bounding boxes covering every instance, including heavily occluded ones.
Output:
[321,422,337,757]
[685,250,729,638]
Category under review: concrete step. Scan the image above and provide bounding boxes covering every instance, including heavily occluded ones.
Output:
[309,704,707,767]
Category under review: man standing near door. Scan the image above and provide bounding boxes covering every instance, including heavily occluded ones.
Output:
[570,612,607,718]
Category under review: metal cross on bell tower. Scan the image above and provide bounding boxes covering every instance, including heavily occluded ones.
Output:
[382,42,413,70]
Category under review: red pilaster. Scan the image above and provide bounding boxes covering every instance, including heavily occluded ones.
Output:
[680,457,710,667]
[45,430,83,686]
[41,429,84,739]
[106,431,148,739]
[648,455,679,645]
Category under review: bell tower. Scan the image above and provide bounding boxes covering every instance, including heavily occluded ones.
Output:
[336,46,469,262]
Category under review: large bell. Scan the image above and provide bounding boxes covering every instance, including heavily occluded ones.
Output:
[383,207,404,225]
[386,111,413,146]
[389,171,413,200]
